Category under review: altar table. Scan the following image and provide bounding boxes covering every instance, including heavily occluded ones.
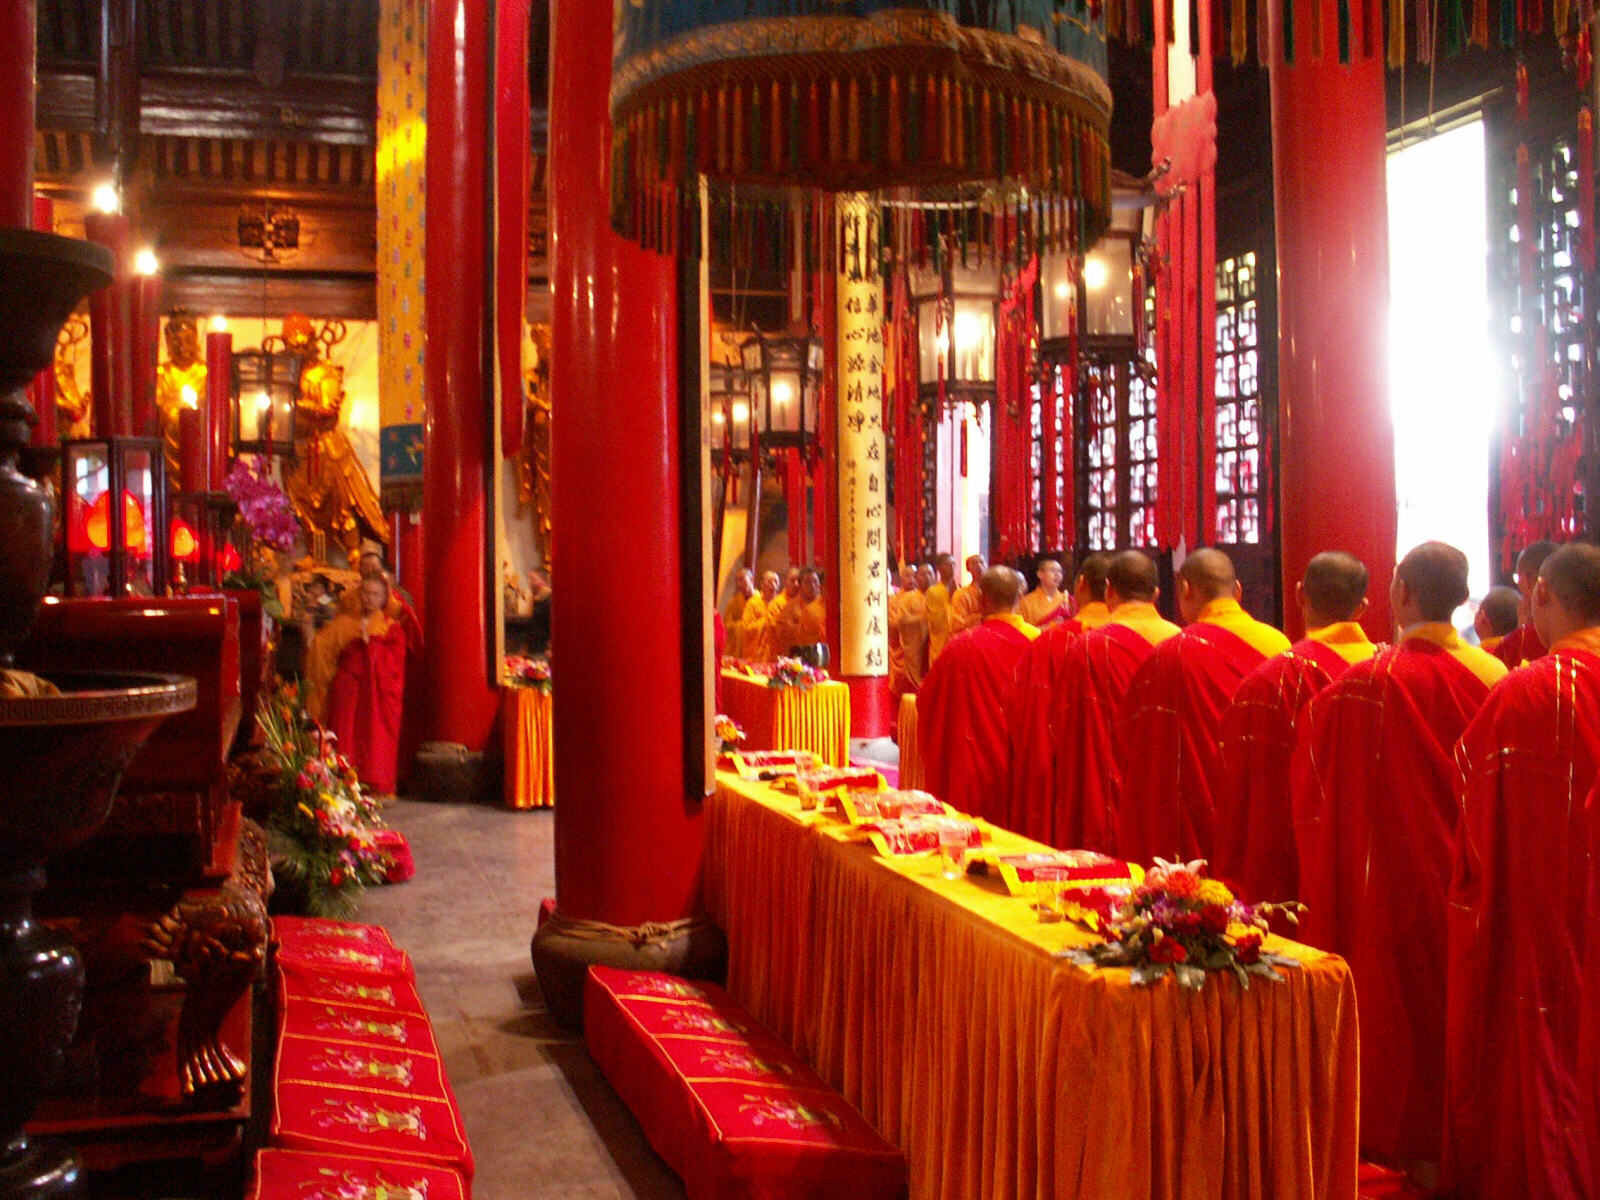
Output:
[704,773,1359,1200]
[718,670,851,766]
[896,693,924,790]
[501,686,553,809]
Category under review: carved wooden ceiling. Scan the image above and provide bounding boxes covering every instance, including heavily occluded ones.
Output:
[34,0,549,321]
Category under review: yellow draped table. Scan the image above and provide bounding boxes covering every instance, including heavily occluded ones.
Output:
[705,772,1359,1200]
[501,686,554,809]
[718,670,851,766]
[896,693,924,789]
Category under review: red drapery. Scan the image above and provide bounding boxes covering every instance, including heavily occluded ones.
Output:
[889,265,925,563]
[991,257,1039,563]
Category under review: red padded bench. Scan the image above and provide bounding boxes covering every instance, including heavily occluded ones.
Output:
[584,966,907,1200]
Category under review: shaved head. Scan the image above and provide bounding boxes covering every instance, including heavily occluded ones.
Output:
[1539,542,1600,626]
[1178,548,1237,600]
[1477,585,1522,637]
[978,566,1024,615]
[1395,541,1471,624]
[1105,551,1159,605]
[1301,551,1370,625]
[1076,552,1112,603]
[1517,540,1560,584]
[1036,559,1064,590]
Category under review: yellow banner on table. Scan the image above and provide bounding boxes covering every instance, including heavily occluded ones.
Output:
[835,192,889,678]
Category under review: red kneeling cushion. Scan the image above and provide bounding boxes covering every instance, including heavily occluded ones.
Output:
[271,916,414,980]
[584,966,906,1200]
[274,959,429,1016]
[247,1147,469,1200]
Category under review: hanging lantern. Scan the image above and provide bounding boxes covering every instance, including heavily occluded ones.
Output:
[910,262,1001,411]
[167,491,240,591]
[609,5,1113,256]
[60,436,169,598]
[740,332,823,453]
[709,359,753,466]
[1040,172,1160,356]
[230,348,301,457]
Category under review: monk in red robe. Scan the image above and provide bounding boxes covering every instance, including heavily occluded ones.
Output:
[321,573,422,795]
[1294,541,1507,1182]
[1214,551,1377,903]
[1492,538,1557,667]
[1112,548,1290,867]
[1045,551,1180,850]
[1472,583,1520,657]
[1443,542,1600,1200]
[919,566,1038,821]
[1000,552,1111,839]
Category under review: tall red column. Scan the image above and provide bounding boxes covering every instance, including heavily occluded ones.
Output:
[533,0,716,1024]
[0,0,35,229]
[420,0,499,754]
[1269,0,1397,638]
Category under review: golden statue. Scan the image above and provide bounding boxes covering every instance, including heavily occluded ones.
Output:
[155,312,207,483]
[516,323,553,565]
[276,313,389,556]
[55,312,91,439]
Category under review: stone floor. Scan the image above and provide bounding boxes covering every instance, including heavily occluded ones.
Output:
[356,800,686,1200]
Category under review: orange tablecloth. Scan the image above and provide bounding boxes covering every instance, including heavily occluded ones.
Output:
[718,671,851,767]
[896,693,923,790]
[704,772,1359,1200]
[501,686,553,809]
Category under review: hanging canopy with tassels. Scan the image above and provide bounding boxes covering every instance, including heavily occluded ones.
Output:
[610,1,1115,257]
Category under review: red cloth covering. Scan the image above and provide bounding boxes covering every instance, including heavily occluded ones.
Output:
[1046,621,1172,852]
[1443,640,1600,1199]
[326,608,419,795]
[1000,618,1084,841]
[276,960,428,1016]
[1214,638,1356,902]
[918,616,1036,821]
[1491,619,1547,668]
[246,1148,468,1200]
[276,1030,453,1107]
[271,917,415,981]
[279,994,440,1056]
[374,828,415,882]
[1293,639,1496,1164]
[583,966,906,1200]
[1114,622,1278,866]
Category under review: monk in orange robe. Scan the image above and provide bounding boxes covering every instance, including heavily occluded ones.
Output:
[1443,542,1600,1200]
[1113,548,1291,867]
[771,566,826,656]
[887,563,929,700]
[1044,551,1179,850]
[1001,552,1111,839]
[1294,541,1507,1180]
[1471,583,1519,656]
[722,569,754,659]
[741,571,780,663]
[1492,538,1557,667]
[948,554,986,638]
[925,555,956,665]
[1214,551,1377,904]
[919,567,1038,821]
[318,573,422,795]
[1018,558,1070,630]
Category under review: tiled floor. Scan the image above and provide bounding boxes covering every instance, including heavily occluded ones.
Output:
[356,800,685,1200]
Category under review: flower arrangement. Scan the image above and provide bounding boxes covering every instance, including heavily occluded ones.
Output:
[257,687,392,917]
[1062,859,1304,991]
[224,455,301,552]
[503,655,552,692]
[714,714,745,753]
[767,655,828,691]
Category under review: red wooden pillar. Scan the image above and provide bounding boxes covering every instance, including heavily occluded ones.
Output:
[1269,0,1396,638]
[532,0,717,1024]
[420,0,499,754]
[0,0,34,230]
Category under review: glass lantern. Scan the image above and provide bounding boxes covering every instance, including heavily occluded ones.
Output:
[1040,179,1159,355]
[739,332,823,452]
[910,262,1000,407]
[61,436,169,598]
[167,491,240,591]
[709,359,752,466]
[231,348,302,457]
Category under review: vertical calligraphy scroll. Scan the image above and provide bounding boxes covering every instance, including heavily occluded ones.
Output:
[835,193,889,678]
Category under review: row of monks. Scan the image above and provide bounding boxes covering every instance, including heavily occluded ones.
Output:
[722,565,827,662]
[911,538,1600,1197]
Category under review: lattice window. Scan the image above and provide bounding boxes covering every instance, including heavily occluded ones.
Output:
[1214,252,1265,545]
[1031,360,1072,551]
[1127,362,1159,546]
[1082,362,1120,551]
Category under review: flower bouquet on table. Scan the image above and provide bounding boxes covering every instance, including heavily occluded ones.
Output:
[714,714,745,754]
[1061,858,1305,991]
[256,687,393,917]
[503,654,552,692]
[767,655,828,691]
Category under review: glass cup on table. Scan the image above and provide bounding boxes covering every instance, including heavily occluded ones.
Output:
[937,824,969,881]
[1031,866,1070,922]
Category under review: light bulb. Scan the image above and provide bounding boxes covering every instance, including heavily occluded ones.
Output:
[255,391,272,411]
[954,311,987,350]
[771,380,794,407]
[91,183,120,214]
[1083,257,1110,291]
[1053,281,1073,300]
[209,315,228,333]
[179,384,198,410]
[133,248,159,276]
[731,401,751,423]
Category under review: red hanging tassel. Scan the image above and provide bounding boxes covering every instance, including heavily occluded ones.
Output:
[1580,108,1595,272]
